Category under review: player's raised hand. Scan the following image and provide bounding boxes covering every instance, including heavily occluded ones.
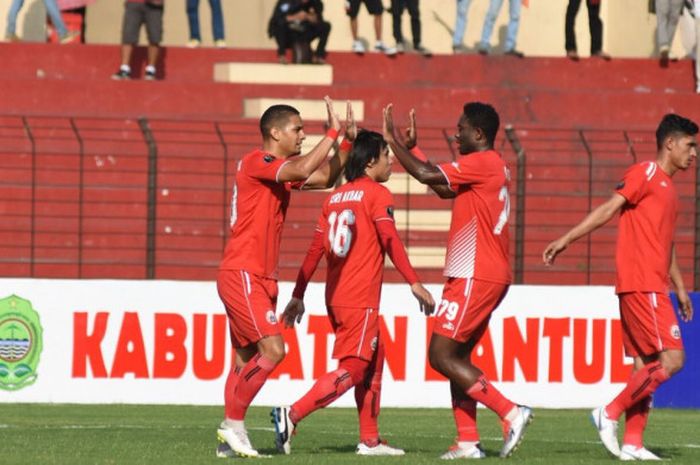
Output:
[677,289,694,322]
[404,108,417,149]
[281,297,306,328]
[382,104,397,144]
[345,101,357,142]
[411,282,435,316]
[324,96,341,132]
[543,237,568,266]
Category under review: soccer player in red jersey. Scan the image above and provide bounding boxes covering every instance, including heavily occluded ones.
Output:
[382,102,533,459]
[271,130,435,456]
[216,97,357,458]
[543,114,697,460]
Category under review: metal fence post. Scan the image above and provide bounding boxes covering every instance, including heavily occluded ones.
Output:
[505,125,526,284]
[139,118,158,279]
[70,118,84,277]
[21,117,36,277]
[578,130,594,284]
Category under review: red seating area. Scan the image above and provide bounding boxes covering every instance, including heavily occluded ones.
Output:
[0,43,697,287]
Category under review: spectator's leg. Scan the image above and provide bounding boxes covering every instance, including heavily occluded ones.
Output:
[312,21,331,58]
[586,0,603,55]
[408,0,421,48]
[147,44,159,68]
[664,0,684,52]
[120,44,133,67]
[565,0,581,53]
[44,0,68,37]
[655,0,670,50]
[504,0,521,52]
[391,0,404,45]
[186,0,200,41]
[144,3,163,75]
[479,0,503,52]
[373,14,383,42]
[350,17,359,40]
[274,25,291,58]
[209,0,225,42]
[6,0,25,37]
[452,0,471,47]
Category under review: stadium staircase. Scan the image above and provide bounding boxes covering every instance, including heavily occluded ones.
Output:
[0,43,697,287]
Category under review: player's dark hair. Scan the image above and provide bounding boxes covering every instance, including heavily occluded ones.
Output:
[344,130,387,181]
[259,104,300,140]
[463,102,500,147]
[655,113,698,150]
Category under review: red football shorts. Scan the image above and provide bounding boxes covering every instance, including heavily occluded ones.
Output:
[618,292,684,357]
[217,269,281,348]
[328,306,380,362]
[432,278,509,343]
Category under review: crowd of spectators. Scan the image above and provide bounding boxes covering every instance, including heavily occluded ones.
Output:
[3,0,700,91]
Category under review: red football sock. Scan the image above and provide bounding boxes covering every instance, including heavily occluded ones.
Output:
[466,375,516,420]
[606,362,669,420]
[229,353,277,420]
[291,357,368,424]
[356,342,385,444]
[623,396,651,448]
[452,394,479,442]
[223,364,242,420]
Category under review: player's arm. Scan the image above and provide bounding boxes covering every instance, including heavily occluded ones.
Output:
[277,96,342,183]
[543,192,626,265]
[382,104,448,186]
[302,102,357,190]
[399,108,456,199]
[283,227,325,327]
[375,219,435,315]
[669,243,693,322]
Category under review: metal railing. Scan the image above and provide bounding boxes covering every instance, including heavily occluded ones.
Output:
[1,115,696,288]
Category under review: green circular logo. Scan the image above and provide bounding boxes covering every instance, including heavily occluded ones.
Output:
[0,295,43,391]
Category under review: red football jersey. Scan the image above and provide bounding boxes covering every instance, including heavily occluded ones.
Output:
[436,150,512,283]
[219,149,299,279]
[316,177,395,308]
[615,161,678,293]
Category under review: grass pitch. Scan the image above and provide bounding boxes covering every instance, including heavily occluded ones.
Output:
[2,404,699,464]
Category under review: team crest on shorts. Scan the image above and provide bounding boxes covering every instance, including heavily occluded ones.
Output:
[370,337,378,351]
[670,325,681,339]
[266,310,278,325]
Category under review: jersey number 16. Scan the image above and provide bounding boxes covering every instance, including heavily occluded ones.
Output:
[327,209,356,257]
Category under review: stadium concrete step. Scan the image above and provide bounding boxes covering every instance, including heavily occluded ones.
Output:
[243,98,364,121]
[386,246,445,269]
[394,209,451,232]
[213,62,333,86]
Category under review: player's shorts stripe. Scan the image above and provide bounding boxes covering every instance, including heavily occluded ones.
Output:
[244,366,261,382]
[452,278,474,339]
[357,308,371,357]
[646,292,663,351]
[240,270,262,339]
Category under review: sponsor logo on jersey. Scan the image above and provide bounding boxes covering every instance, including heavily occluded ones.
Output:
[670,324,681,339]
[370,337,378,352]
[263,154,275,163]
[660,181,668,187]
[266,310,278,325]
[442,322,455,331]
[0,295,43,391]
[386,206,394,217]
[615,181,625,190]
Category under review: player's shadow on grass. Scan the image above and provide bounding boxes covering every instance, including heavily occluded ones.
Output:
[313,444,359,454]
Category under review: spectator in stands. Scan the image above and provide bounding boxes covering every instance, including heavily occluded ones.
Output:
[477,0,524,57]
[565,0,611,61]
[268,0,331,64]
[390,0,431,56]
[345,0,396,55]
[111,0,164,81]
[655,0,684,66]
[186,0,225,48]
[452,0,472,53]
[5,0,78,43]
